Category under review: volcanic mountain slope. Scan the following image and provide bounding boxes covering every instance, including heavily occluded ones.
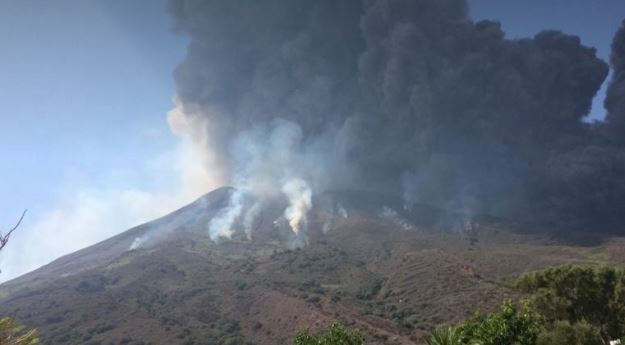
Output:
[1,188,625,345]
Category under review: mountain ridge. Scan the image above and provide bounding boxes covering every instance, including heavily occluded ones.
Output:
[2,187,625,345]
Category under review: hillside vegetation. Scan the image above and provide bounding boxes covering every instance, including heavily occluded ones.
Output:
[301,265,625,345]
[3,189,625,345]
[0,317,40,345]
[423,265,625,345]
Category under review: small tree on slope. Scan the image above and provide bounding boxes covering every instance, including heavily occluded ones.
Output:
[0,211,40,345]
[0,210,26,252]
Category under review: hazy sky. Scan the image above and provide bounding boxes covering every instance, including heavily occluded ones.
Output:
[0,0,192,280]
[0,0,623,281]
[0,0,185,217]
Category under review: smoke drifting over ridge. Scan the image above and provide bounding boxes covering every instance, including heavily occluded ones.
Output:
[168,0,625,235]
[606,20,625,142]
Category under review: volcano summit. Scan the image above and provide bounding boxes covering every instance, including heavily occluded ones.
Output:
[3,188,625,344]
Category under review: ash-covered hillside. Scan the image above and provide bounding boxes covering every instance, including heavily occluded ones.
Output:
[2,1,625,344]
[2,187,625,345]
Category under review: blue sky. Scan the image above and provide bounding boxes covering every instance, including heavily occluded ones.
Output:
[0,0,195,280]
[0,0,186,220]
[0,0,623,281]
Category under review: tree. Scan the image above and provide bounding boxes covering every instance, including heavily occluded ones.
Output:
[294,323,364,345]
[0,210,27,252]
[456,301,541,345]
[536,320,603,345]
[428,265,625,345]
[0,211,39,345]
[516,265,625,340]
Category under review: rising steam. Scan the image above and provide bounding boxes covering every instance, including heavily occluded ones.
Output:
[197,118,324,242]
[208,188,244,241]
[281,178,312,237]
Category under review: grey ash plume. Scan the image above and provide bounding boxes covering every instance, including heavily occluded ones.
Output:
[167,0,625,235]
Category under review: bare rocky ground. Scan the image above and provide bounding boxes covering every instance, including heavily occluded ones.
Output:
[1,187,624,345]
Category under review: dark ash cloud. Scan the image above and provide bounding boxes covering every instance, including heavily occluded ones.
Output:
[168,0,625,235]
[605,19,625,144]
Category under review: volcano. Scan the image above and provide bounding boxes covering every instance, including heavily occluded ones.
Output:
[2,187,625,345]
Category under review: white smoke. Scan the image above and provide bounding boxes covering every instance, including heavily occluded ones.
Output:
[281,178,312,237]
[129,237,143,250]
[0,183,204,282]
[338,203,349,219]
[242,201,262,240]
[207,188,244,241]
[201,118,322,242]
[380,206,414,231]
[321,202,349,234]
[0,101,226,282]
[167,102,228,194]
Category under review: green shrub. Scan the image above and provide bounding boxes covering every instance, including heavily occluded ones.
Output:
[425,265,625,345]
[356,278,382,300]
[0,317,40,345]
[536,320,603,345]
[457,301,541,345]
[427,326,461,345]
[516,265,625,340]
[294,323,364,345]
[306,295,321,304]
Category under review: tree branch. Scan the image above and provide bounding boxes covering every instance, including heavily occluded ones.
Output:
[0,209,27,251]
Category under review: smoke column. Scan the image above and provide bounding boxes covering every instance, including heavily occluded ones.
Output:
[168,0,625,235]
[282,178,312,237]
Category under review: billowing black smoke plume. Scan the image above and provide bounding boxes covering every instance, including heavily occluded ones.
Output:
[606,20,625,142]
[167,0,625,236]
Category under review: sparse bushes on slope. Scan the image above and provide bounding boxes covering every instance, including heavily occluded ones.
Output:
[356,278,383,300]
[294,323,364,345]
[428,264,625,345]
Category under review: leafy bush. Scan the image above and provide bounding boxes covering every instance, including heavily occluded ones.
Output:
[457,301,541,345]
[516,265,625,340]
[294,323,364,345]
[426,326,461,345]
[0,317,40,345]
[427,265,625,345]
[536,320,603,345]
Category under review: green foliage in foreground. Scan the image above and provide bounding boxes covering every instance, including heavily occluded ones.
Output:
[294,323,364,345]
[294,265,625,345]
[516,264,625,340]
[536,320,603,345]
[0,317,40,345]
[426,265,625,345]
[426,326,462,345]
[426,301,541,345]
[457,301,541,345]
